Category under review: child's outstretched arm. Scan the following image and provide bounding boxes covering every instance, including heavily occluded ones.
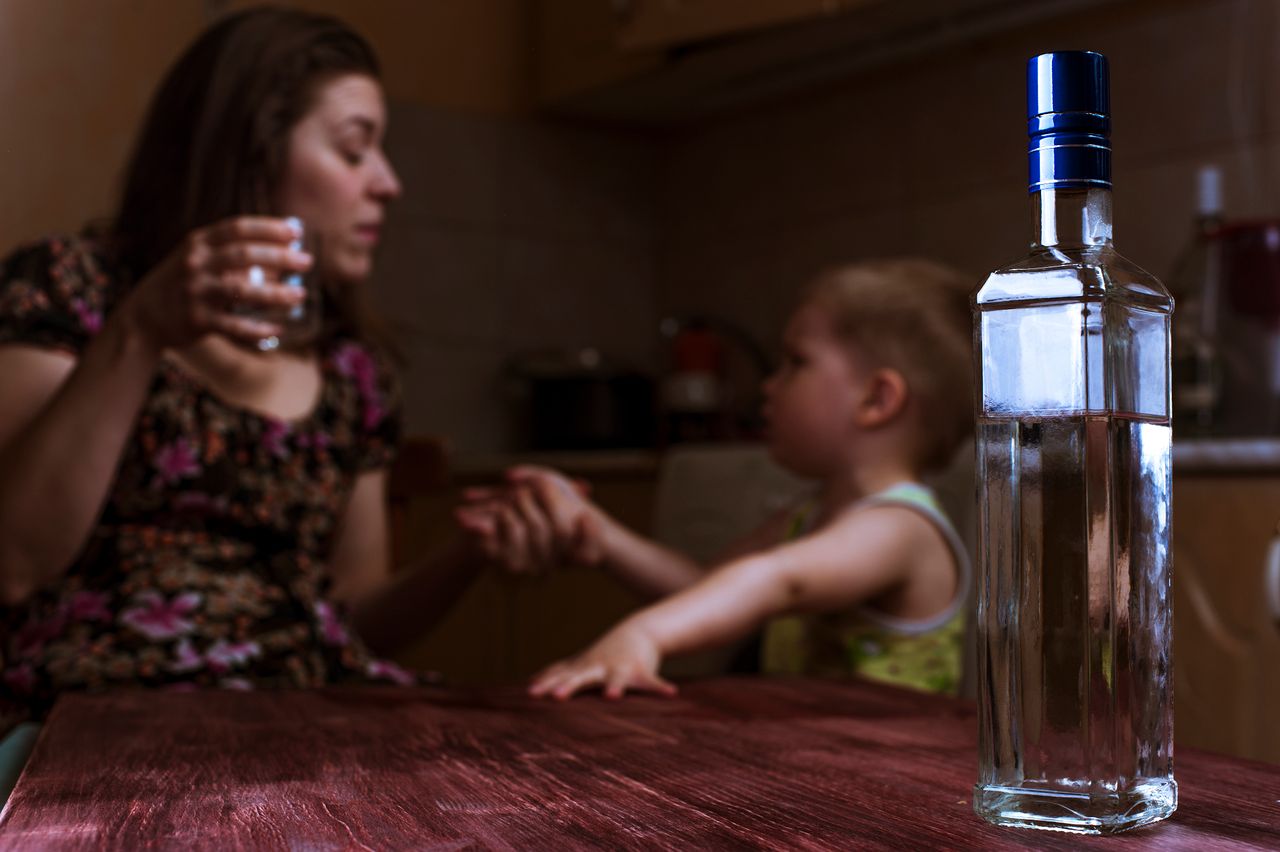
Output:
[529,504,928,700]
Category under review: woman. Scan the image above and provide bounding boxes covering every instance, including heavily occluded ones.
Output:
[0,8,474,730]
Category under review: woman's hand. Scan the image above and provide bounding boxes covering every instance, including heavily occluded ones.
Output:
[528,620,677,701]
[122,216,312,351]
[455,466,605,575]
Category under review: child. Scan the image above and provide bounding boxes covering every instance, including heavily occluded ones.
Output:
[459,259,975,699]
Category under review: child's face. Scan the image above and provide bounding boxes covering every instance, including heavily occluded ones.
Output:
[761,299,870,477]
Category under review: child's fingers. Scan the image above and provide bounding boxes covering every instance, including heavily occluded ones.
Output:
[512,486,554,570]
[461,486,504,503]
[529,661,600,700]
[454,505,495,533]
[525,475,585,546]
[572,512,605,567]
[603,669,630,700]
[454,507,501,559]
[511,466,584,510]
[496,505,531,574]
[507,464,555,482]
[528,664,566,697]
[552,666,604,701]
[638,671,678,697]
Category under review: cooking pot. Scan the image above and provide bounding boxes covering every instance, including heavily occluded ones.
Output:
[505,349,656,450]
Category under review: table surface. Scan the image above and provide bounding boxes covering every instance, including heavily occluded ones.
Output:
[0,677,1277,850]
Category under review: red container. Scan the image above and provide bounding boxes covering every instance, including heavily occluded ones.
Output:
[1221,220,1280,326]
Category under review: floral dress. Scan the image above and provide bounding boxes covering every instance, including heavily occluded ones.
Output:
[0,235,415,732]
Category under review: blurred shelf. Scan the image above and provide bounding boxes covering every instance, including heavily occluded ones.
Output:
[1174,439,1280,475]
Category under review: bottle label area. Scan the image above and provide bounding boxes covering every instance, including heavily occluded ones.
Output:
[981,301,1169,418]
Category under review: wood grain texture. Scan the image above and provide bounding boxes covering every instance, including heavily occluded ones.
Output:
[0,678,1277,850]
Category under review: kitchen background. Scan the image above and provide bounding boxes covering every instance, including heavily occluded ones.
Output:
[5,0,1280,761]
[9,0,1280,453]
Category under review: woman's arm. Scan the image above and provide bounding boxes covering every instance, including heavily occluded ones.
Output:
[0,218,313,605]
[0,315,160,604]
[328,469,477,656]
[530,505,924,699]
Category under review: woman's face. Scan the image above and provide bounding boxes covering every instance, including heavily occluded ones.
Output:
[274,73,401,284]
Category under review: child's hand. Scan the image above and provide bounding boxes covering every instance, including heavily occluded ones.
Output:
[528,621,677,701]
[456,466,607,574]
[506,466,608,567]
[454,485,554,575]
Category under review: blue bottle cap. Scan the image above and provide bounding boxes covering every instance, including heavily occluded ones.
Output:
[1026,51,1111,193]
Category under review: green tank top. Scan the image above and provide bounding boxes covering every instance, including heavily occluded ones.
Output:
[760,482,970,696]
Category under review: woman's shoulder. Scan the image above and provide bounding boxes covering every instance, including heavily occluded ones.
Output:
[0,233,119,353]
[2,232,117,291]
[325,335,403,469]
[328,337,401,406]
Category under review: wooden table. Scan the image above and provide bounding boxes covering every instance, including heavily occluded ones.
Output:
[0,677,1276,850]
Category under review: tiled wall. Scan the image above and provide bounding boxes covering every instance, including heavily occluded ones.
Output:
[656,0,1280,353]
[375,108,659,454]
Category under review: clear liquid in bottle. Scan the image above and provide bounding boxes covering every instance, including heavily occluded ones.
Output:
[973,51,1176,835]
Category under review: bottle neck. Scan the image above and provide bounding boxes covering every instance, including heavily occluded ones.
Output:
[1033,187,1113,249]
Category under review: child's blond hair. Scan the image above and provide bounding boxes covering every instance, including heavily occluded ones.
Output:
[806,258,974,472]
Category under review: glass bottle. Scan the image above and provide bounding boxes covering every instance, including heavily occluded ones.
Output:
[972,51,1176,835]
[1168,166,1224,437]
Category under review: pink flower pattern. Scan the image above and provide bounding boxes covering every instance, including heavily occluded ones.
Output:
[205,640,262,674]
[71,298,102,335]
[168,639,204,674]
[119,591,201,641]
[365,660,415,686]
[334,342,386,430]
[152,439,201,488]
[315,601,350,647]
[66,591,111,623]
[261,420,292,460]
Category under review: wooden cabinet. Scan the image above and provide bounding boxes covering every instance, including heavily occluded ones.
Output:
[535,0,663,104]
[1173,473,1280,763]
[535,0,1129,122]
[614,0,867,51]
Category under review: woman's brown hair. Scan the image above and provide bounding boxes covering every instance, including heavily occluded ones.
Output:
[110,6,388,349]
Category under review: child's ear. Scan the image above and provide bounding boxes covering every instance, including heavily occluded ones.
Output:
[855,368,909,428]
